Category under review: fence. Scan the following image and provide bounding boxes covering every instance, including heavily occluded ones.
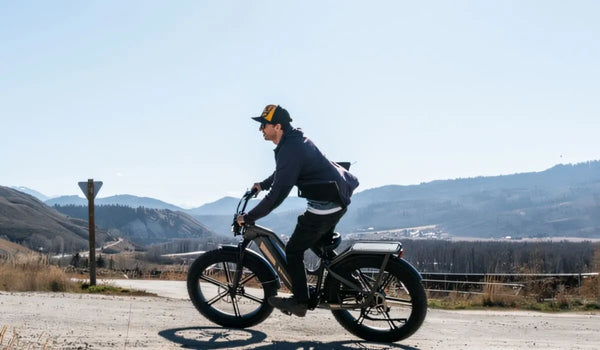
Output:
[421,272,599,300]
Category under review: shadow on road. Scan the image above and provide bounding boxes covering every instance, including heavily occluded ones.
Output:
[158,326,420,350]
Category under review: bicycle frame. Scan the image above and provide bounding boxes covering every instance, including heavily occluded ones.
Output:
[234,222,409,310]
[228,190,419,310]
[242,224,293,290]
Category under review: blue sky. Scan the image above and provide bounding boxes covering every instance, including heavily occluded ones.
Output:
[1,1,598,208]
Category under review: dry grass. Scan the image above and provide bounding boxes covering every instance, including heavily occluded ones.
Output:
[0,253,79,292]
[428,274,600,311]
[426,291,485,309]
[481,275,521,308]
[0,325,54,349]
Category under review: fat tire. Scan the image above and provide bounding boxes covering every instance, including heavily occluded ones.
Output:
[187,249,277,328]
[327,255,427,342]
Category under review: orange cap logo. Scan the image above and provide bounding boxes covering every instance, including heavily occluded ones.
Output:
[261,104,277,122]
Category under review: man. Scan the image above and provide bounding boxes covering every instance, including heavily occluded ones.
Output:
[236,104,359,317]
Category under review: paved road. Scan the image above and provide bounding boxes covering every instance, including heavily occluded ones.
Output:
[103,278,189,299]
[1,280,598,349]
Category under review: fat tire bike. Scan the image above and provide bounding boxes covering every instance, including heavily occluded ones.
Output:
[187,190,427,342]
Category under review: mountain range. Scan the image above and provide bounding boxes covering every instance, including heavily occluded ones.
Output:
[0,186,218,253]
[340,161,600,238]
[4,160,600,251]
[45,193,307,215]
[190,161,600,238]
[0,186,101,253]
[10,186,51,202]
[54,204,216,245]
[45,194,182,211]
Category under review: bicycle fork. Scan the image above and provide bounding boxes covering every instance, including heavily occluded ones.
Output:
[229,239,251,307]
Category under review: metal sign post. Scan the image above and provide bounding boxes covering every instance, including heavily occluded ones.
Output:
[78,179,102,286]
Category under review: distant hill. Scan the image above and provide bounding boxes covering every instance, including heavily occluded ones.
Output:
[186,197,241,216]
[194,210,304,237]
[0,186,107,253]
[340,161,600,238]
[188,195,306,236]
[52,204,218,245]
[187,195,305,216]
[198,161,600,239]
[0,237,35,258]
[8,160,600,241]
[10,186,50,202]
[352,162,600,206]
[41,191,304,216]
[1,186,219,253]
[45,195,88,206]
[46,194,182,211]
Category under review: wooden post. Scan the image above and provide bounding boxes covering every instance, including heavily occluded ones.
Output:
[87,179,97,286]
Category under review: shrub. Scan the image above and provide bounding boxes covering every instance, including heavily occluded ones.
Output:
[584,302,600,310]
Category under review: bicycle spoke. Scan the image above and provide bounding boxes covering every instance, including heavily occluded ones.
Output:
[239,272,256,285]
[199,275,228,288]
[231,294,241,317]
[206,289,230,306]
[378,273,394,291]
[356,270,393,299]
[385,295,413,306]
[240,291,263,304]
[356,308,369,325]
[223,262,232,283]
[379,306,399,329]
[360,306,408,325]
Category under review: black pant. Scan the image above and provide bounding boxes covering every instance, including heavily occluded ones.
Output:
[285,208,347,303]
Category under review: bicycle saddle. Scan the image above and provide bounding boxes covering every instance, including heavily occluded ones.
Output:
[312,232,342,259]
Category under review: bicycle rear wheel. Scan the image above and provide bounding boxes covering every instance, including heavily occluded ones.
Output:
[326,255,427,342]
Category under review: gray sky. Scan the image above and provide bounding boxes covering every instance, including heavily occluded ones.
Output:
[2,1,599,208]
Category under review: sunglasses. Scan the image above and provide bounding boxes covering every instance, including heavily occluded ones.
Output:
[260,122,268,129]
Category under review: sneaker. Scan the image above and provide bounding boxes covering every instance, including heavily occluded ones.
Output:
[268,296,307,317]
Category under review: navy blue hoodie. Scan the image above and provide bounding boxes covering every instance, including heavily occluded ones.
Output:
[245,128,359,223]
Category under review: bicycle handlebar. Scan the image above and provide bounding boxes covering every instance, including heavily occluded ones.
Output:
[231,188,259,236]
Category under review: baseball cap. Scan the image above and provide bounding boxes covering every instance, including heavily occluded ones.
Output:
[252,104,293,125]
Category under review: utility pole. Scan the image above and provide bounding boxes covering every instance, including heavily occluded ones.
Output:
[79,179,102,286]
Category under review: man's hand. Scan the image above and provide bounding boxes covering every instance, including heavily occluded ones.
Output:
[236,214,245,226]
[251,183,262,193]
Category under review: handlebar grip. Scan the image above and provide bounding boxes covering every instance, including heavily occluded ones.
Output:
[231,218,243,235]
[244,188,258,199]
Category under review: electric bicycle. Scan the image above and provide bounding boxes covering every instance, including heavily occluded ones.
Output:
[187,190,427,342]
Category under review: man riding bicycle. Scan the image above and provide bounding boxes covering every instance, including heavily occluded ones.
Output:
[236,104,359,317]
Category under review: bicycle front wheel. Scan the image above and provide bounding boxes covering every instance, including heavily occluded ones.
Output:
[187,248,277,328]
[326,255,427,342]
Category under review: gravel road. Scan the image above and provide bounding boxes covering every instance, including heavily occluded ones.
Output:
[1,280,598,349]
